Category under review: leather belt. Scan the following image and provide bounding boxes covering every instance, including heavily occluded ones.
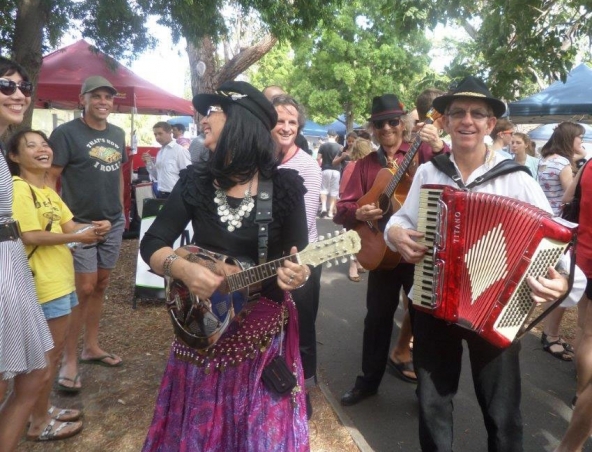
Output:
[0,220,21,242]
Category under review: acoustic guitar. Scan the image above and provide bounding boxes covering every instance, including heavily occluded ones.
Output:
[354,109,442,270]
[166,230,361,351]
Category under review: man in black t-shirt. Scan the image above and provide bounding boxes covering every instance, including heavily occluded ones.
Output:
[316,129,342,218]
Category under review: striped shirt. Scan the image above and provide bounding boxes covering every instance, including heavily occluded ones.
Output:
[537,155,570,215]
[279,149,322,242]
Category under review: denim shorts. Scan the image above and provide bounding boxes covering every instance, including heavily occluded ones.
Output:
[41,291,79,320]
[73,214,125,273]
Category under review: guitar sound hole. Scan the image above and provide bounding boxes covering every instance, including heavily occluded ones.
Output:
[378,194,391,215]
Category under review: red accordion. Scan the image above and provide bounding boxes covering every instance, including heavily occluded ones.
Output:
[413,185,577,348]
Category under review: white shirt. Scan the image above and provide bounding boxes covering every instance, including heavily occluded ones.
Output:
[148,140,191,192]
[279,149,322,243]
[384,151,554,248]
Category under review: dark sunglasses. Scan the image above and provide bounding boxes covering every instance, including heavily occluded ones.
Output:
[0,79,33,97]
[373,118,400,129]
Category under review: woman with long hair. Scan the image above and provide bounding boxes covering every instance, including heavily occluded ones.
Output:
[0,57,54,450]
[140,81,311,451]
[7,129,109,441]
[538,121,584,362]
[339,138,373,282]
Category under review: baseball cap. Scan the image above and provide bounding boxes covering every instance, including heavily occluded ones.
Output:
[80,76,117,95]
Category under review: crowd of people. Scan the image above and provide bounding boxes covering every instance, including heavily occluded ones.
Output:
[1,52,591,452]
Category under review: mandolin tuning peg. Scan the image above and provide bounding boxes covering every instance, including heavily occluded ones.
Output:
[350,255,356,261]
[318,235,324,241]
[326,261,333,268]
[341,228,346,234]
[341,257,348,264]
[334,259,339,266]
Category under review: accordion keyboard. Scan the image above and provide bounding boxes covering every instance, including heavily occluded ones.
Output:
[414,186,444,309]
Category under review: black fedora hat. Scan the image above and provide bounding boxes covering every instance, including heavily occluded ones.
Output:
[193,81,277,130]
[432,76,506,118]
[368,94,407,121]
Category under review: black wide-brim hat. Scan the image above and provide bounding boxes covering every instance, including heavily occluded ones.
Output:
[368,94,407,121]
[432,76,506,118]
[192,81,278,131]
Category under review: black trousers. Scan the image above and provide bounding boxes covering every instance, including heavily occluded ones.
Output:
[354,263,414,391]
[291,265,322,385]
[412,309,523,452]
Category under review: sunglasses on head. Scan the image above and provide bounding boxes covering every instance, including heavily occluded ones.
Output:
[372,118,400,129]
[0,79,33,97]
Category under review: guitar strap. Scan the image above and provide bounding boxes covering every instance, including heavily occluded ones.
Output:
[431,153,532,189]
[255,177,273,264]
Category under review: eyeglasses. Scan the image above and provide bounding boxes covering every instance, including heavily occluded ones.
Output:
[446,109,490,121]
[0,79,33,97]
[206,106,224,117]
[373,118,400,129]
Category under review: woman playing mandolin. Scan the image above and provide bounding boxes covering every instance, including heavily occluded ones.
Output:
[140,81,312,451]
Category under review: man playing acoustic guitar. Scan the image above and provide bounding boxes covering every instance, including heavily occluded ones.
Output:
[334,93,448,406]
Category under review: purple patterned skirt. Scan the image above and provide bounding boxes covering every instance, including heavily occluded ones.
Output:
[142,294,310,452]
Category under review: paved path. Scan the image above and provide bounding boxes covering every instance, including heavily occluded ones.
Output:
[315,219,591,452]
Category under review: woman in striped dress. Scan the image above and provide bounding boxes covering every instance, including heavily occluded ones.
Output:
[537,121,583,362]
[0,57,53,451]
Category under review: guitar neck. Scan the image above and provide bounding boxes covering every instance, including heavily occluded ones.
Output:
[383,118,434,198]
[226,254,300,292]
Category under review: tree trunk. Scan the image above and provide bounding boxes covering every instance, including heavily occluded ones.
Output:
[187,33,278,99]
[12,0,50,130]
[213,34,277,87]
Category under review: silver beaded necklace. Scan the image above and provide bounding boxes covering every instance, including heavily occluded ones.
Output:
[214,179,255,232]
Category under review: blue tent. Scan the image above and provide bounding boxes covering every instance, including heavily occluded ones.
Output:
[302,120,327,137]
[509,64,592,124]
[326,114,362,136]
[167,116,194,127]
[529,123,592,144]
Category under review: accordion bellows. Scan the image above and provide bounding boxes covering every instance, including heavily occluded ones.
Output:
[413,185,577,348]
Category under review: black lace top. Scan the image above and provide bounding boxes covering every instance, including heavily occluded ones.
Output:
[140,165,308,302]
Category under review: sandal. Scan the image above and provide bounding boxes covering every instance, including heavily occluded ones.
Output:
[26,419,83,441]
[542,334,574,361]
[48,406,82,422]
[348,274,361,282]
[56,373,82,394]
[541,333,574,354]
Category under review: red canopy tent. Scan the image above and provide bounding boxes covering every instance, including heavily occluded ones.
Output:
[36,39,194,116]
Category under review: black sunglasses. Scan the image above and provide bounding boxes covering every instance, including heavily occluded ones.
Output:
[0,79,33,97]
[373,118,400,129]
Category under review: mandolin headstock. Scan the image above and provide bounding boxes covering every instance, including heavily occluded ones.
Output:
[299,229,361,268]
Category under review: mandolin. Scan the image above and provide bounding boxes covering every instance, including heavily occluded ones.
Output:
[354,109,442,270]
[166,230,361,351]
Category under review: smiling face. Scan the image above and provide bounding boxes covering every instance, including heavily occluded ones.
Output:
[200,105,227,150]
[444,98,496,153]
[272,104,299,152]
[372,117,406,149]
[9,132,53,175]
[0,72,31,132]
[79,88,114,127]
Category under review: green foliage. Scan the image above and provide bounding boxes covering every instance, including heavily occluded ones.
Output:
[265,0,438,126]
[249,42,295,90]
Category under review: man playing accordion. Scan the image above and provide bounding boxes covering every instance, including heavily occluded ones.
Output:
[385,76,570,452]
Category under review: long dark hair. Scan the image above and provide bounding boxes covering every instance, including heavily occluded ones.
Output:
[199,102,277,189]
[6,129,52,176]
[540,121,585,161]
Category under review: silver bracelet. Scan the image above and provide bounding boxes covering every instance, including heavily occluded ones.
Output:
[163,253,181,277]
[295,268,311,289]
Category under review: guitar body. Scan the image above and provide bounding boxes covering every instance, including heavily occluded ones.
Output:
[166,246,252,351]
[165,231,362,351]
[354,167,413,270]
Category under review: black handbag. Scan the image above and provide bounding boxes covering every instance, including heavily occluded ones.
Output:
[561,159,591,223]
[261,355,297,396]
